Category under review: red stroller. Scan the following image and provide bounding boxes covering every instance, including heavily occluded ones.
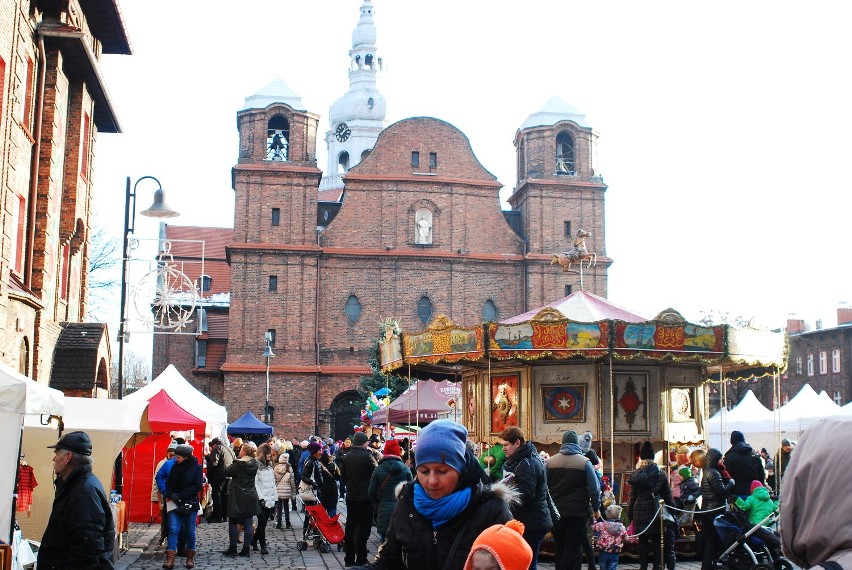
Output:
[296,500,345,553]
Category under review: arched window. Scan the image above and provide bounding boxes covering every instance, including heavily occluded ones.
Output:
[417,296,433,324]
[266,115,289,161]
[415,208,433,244]
[19,337,29,375]
[361,149,371,161]
[482,300,498,322]
[344,294,362,323]
[556,132,575,175]
[338,151,350,173]
[200,275,212,293]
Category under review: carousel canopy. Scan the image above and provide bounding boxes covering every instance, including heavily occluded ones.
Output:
[501,290,648,324]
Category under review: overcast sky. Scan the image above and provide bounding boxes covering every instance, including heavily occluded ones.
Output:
[91,1,852,351]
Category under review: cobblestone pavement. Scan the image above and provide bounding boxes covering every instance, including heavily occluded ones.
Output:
[116,502,705,570]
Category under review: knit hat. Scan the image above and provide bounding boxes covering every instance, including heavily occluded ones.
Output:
[167,440,178,451]
[416,419,468,474]
[307,442,322,455]
[750,480,764,494]
[278,453,289,463]
[677,445,689,455]
[579,431,593,453]
[463,520,532,570]
[640,441,655,460]
[384,440,402,457]
[300,440,309,448]
[369,434,381,444]
[352,431,369,446]
[174,444,194,458]
[730,430,745,444]
[679,467,692,480]
[562,430,579,444]
[781,438,791,447]
[606,504,623,520]
[233,438,243,448]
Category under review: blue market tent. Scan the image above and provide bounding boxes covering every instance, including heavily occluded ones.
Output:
[227,411,273,435]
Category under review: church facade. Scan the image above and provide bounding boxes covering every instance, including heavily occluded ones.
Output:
[155,1,612,438]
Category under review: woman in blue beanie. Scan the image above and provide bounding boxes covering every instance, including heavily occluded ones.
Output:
[359,419,516,570]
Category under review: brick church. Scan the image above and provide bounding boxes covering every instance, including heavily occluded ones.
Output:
[154,0,612,438]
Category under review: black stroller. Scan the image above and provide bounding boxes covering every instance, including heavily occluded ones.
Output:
[712,508,792,570]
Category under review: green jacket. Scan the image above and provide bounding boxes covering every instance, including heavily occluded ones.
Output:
[734,486,778,525]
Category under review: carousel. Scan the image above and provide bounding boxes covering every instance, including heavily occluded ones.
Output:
[378,289,786,511]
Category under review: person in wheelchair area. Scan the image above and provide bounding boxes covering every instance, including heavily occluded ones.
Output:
[781,417,852,570]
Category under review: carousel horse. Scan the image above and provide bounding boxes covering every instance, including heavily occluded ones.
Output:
[551,229,597,272]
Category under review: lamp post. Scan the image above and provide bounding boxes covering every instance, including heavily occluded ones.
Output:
[262,332,276,422]
[117,176,179,400]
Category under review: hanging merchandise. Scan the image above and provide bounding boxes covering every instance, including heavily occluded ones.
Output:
[17,458,38,513]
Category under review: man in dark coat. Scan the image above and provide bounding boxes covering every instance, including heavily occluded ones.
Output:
[547,430,600,570]
[340,431,377,566]
[205,437,234,522]
[723,431,765,497]
[39,431,115,570]
[500,426,552,570]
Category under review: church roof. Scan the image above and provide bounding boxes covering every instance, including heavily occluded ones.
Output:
[520,96,591,130]
[500,290,648,324]
[242,78,304,111]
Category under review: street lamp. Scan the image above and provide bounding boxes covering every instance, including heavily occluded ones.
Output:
[262,332,276,422]
[117,176,179,400]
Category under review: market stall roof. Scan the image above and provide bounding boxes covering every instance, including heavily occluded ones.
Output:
[501,290,648,324]
[142,389,206,434]
[371,379,461,425]
[227,411,273,435]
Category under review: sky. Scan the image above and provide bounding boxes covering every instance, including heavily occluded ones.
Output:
[91,1,852,355]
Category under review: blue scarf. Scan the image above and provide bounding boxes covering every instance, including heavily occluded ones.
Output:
[413,484,472,529]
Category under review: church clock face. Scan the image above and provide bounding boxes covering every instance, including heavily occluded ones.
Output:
[335,122,351,142]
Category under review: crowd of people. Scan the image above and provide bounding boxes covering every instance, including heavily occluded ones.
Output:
[36,420,852,570]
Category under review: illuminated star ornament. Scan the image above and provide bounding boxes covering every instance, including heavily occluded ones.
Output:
[544,386,584,421]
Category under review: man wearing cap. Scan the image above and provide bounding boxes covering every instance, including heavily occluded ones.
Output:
[340,431,378,566]
[773,438,793,491]
[723,430,766,498]
[206,437,235,523]
[40,431,115,570]
[546,430,600,570]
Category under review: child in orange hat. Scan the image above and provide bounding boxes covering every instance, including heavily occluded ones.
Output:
[464,520,533,570]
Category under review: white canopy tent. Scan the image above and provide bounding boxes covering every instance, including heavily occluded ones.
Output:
[18,397,149,542]
[0,362,64,542]
[125,364,228,440]
[707,390,775,451]
[777,384,840,432]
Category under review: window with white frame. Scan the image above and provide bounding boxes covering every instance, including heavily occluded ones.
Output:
[833,349,841,373]
[807,354,814,376]
[834,390,842,405]
[796,356,802,375]
[819,351,827,374]
[782,393,790,406]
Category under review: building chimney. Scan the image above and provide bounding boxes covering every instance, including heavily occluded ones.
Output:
[786,318,806,334]
[816,319,823,330]
[839,307,852,326]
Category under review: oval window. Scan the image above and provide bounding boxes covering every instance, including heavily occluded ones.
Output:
[417,296,433,325]
[367,97,375,110]
[344,295,362,323]
[482,299,498,322]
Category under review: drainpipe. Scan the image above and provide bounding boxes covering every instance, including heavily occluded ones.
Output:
[25,35,47,288]
[315,228,322,435]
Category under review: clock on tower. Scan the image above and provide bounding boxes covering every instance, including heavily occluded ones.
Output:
[335,122,351,142]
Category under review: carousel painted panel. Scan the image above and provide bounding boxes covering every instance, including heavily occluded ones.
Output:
[378,320,404,373]
[613,322,724,360]
[404,315,485,365]
[531,365,598,444]
[599,367,662,443]
[488,319,609,360]
[663,366,704,443]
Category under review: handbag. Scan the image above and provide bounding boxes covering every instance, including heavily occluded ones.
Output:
[175,499,199,515]
[298,480,316,502]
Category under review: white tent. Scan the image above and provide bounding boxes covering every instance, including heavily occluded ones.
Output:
[0,362,64,542]
[18,397,149,542]
[838,401,852,416]
[778,384,841,432]
[125,365,228,439]
[706,390,775,451]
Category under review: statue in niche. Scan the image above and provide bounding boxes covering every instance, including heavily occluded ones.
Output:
[415,209,432,244]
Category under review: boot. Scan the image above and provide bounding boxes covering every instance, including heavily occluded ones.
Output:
[666,555,676,570]
[163,550,176,570]
[185,550,196,569]
[261,543,269,556]
[238,546,251,557]
[276,521,282,529]
[222,545,237,558]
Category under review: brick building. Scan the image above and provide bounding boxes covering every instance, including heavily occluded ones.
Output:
[154,1,612,438]
[0,0,128,392]
[780,307,852,406]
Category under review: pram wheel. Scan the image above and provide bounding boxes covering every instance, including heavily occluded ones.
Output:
[296,541,308,551]
[319,542,332,554]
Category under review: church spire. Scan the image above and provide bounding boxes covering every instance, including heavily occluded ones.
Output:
[323,0,387,188]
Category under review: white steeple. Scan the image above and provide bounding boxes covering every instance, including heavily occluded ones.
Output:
[322,0,387,190]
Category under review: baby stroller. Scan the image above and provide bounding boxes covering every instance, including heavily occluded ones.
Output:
[712,507,791,570]
[295,490,345,554]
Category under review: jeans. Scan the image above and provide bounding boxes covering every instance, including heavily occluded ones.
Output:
[229,517,254,549]
[524,527,548,570]
[554,516,588,570]
[344,498,373,563]
[167,510,196,551]
[599,551,619,570]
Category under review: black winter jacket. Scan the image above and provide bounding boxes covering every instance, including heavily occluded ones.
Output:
[723,442,765,497]
[502,441,553,532]
[627,462,674,533]
[38,463,115,570]
[166,455,203,509]
[225,457,260,519]
[701,449,733,514]
[365,455,514,570]
[206,443,234,483]
[341,446,377,501]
